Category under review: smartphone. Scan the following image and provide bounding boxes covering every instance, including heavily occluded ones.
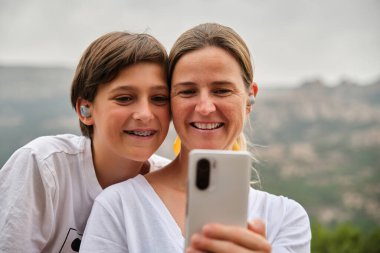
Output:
[184,149,251,249]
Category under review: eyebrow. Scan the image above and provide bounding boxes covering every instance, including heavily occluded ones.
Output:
[173,80,235,87]
[172,82,196,87]
[110,85,168,93]
[211,81,235,86]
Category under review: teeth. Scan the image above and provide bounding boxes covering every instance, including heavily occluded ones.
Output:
[126,130,155,136]
[193,122,223,130]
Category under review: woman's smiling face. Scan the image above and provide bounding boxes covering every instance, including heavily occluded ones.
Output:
[171,46,250,153]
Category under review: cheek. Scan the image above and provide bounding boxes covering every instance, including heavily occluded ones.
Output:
[171,111,182,130]
[171,107,187,133]
[170,99,186,119]
[224,101,246,125]
[157,106,171,126]
[93,107,115,123]
[107,108,129,121]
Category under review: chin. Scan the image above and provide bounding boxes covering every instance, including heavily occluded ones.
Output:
[192,144,223,150]
[126,150,153,162]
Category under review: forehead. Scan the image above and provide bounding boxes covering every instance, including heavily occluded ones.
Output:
[118,62,165,78]
[98,63,168,93]
[172,46,243,85]
[177,46,237,67]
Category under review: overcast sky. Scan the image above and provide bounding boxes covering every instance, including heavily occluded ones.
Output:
[0,0,379,87]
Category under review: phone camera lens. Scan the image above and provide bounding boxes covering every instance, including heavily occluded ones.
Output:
[196,158,210,190]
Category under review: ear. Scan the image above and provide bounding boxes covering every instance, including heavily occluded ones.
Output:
[76,98,94,126]
[246,82,259,114]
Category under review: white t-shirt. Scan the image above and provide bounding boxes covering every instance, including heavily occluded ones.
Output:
[0,134,170,253]
[80,174,311,253]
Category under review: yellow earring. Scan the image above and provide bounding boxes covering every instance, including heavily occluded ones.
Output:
[173,136,181,156]
[232,142,241,151]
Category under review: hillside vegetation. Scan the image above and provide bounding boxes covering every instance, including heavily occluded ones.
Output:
[249,78,380,230]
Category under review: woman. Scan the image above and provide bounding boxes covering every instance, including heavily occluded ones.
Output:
[0,31,170,252]
[80,23,311,253]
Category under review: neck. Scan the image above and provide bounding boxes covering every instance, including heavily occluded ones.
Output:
[91,140,148,189]
[147,148,190,192]
[171,150,190,189]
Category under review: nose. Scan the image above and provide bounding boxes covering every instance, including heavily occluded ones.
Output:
[194,93,216,115]
[132,99,154,122]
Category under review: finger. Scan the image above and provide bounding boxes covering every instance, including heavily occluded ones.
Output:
[248,219,266,238]
[186,249,204,253]
[185,247,204,253]
[190,233,253,253]
[201,223,271,252]
[187,234,209,253]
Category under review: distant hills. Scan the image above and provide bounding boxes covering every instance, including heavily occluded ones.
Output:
[248,77,380,229]
[1,65,379,229]
[0,65,77,164]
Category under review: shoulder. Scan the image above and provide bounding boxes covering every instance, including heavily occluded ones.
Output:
[23,134,88,159]
[249,189,311,249]
[250,189,307,212]
[1,134,91,186]
[2,134,87,169]
[249,188,309,224]
[148,154,171,171]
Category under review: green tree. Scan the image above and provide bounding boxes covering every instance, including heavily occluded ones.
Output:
[311,221,380,253]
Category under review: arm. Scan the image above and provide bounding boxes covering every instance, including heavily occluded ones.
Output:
[186,219,271,253]
[0,148,55,252]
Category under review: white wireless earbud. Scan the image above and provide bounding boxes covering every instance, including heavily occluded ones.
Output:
[80,105,91,118]
[249,95,255,105]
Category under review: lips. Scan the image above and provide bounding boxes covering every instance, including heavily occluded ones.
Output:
[124,130,157,137]
[190,122,224,130]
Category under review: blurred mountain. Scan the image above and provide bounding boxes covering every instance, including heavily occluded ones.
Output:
[1,65,379,229]
[248,77,380,229]
[0,65,78,164]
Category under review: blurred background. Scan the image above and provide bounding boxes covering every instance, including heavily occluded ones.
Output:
[1,0,379,251]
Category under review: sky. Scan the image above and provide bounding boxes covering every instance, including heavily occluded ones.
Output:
[0,0,379,87]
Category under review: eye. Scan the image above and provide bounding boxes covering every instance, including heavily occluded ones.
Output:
[213,88,233,96]
[151,95,169,105]
[114,96,133,104]
[178,89,197,97]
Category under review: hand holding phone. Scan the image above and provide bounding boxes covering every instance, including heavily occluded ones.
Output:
[184,149,251,249]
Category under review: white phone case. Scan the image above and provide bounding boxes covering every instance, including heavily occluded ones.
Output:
[184,149,251,249]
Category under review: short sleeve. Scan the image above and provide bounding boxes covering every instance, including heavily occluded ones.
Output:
[272,200,311,253]
[0,148,56,252]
